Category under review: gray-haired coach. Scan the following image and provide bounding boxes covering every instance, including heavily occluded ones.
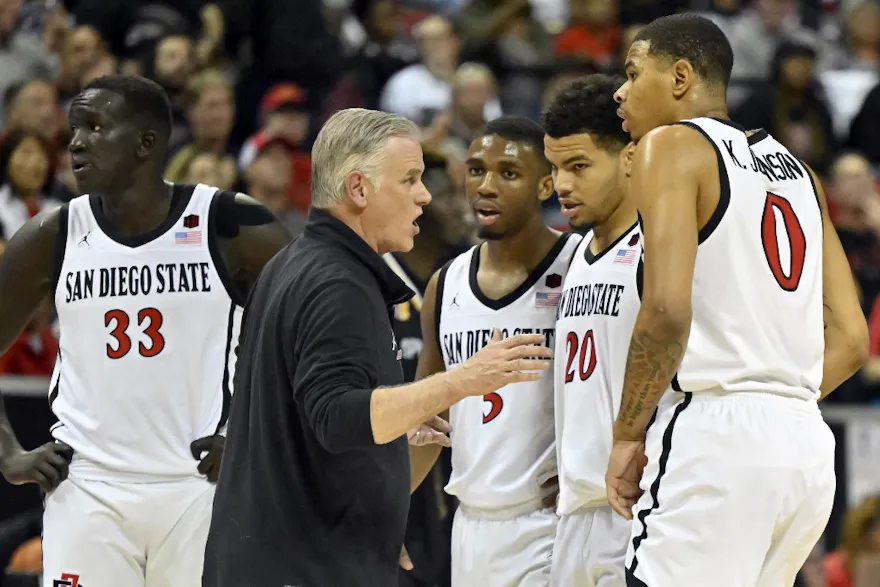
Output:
[202,108,552,587]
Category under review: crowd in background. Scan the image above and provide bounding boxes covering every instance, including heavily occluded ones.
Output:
[0,0,879,585]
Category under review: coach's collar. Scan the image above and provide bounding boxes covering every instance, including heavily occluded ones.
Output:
[304,208,414,305]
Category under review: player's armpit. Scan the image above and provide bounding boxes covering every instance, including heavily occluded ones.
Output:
[614,127,703,440]
[0,207,62,465]
[807,165,869,397]
[213,192,293,304]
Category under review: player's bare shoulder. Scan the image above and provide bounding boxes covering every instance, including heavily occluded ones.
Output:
[1,204,66,285]
[637,124,716,170]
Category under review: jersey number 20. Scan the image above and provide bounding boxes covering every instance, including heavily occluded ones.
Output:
[565,330,597,383]
[761,192,806,291]
[105,308,166,359]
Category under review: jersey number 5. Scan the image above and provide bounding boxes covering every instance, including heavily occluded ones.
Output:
[761,192,806,291]
[105,308,166,359]
[565,330,597,383]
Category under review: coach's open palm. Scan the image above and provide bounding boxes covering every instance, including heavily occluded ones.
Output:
[0,441,73,492]
[455,329,552,396]
[191,434,225,483]
[606,439,647,520]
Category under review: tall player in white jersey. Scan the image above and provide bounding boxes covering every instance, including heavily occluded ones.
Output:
[413,116,580,586]
[542,75,641,587]
[0,76,291,586]
[607,14,869,587]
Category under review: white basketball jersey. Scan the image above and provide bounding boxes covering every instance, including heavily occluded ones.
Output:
[50,184,243,482]
[438,233,581,511]
[554,223,642,515]
[669,118,824,400]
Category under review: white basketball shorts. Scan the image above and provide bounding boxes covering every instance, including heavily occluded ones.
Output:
[626,391,836,587]
[451,502,556,587]
[552,505,630,587]
[43,475,215,587]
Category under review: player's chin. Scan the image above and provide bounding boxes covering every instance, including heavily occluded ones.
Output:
[477,226,504,241]
[568,212,594,231]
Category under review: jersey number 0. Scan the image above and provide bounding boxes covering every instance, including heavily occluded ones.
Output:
[105,308,166,359]
[761,192,806,291]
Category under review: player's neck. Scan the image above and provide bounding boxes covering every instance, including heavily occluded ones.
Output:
[97,177,173,237]
[592,199,637,253]
[484,216,560,273]
[678,95,728,122]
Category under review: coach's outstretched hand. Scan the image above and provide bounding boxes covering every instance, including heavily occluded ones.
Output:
[0,441,73,492]
[606,439,647,520]
[191,434,225,483]
[455,329,552,396]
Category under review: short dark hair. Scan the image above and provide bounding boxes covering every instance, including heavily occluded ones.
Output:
[482,116,548,167]
[634,13,734,88]
[83,75,172,142]
[541,74,629,150]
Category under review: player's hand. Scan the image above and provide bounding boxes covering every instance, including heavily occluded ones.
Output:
[407,415,452,447]
[539,475,559,511]
[399,544,413,571]
[0,441,73,493]
[606,439,647,520]
[191,435,225,483]
[454,329,552,397]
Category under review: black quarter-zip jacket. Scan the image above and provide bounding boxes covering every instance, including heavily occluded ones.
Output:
[203,208,415,587]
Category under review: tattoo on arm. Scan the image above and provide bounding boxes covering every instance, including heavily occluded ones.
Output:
[617,329,686,430]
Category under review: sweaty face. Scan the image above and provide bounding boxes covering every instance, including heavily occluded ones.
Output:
[68,89,144,194]
[9,136,50,194]
[465,135,549,240]
[544,133,624,230]
[363,137,432,254]
[615,40,679,141]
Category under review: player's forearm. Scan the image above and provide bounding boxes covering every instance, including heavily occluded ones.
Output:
[410,444,443,493]
[614,306,690,441]
[371,373,465,445]
[821,322,869,399]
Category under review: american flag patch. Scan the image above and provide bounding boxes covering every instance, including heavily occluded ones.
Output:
[535,291,561,308]
[175,231,202,245]
[614,248,637,265]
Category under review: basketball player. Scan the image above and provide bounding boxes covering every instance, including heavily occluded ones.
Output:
[606,14,868,587]
[415,116,581,586]
[0,75,291,586]
[542,74,639,587]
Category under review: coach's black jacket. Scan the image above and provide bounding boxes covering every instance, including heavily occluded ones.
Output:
[203,208,414,587]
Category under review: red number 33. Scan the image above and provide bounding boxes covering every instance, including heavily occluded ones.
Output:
[105,308,166,359]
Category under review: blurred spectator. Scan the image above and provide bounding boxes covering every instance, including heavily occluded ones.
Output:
[735,40,836,173]
[148,33,195,144]
[848,81,880,167]
[0,297,57,376]
[454,0,553,117]
[3,77,61,143]
[381,15,502,126]
[0,0,59,126]
[541,55,598,110]
[426,62,500,155]
[165,69,237,186]
[824,494,880,587]
[555,0,621,71]
[0,129,59,239]
[57,25,110,105]
[244,144,306,236]
[180,151,235,191]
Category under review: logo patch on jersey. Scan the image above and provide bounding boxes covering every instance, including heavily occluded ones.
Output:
[535,291,561,308]
[53,573,82,587]
[613,248,637,265]
[183,214,200,228]
[628,233,640,247]
[175,230,202,245]
[77,232,91,249]
[450,295,460,309]
[545,273,563,288]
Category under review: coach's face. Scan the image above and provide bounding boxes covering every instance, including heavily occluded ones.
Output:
[545,132,624,230]
[363,136,431,254]
[614,40,680,141]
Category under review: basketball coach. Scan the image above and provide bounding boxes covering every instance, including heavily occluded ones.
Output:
[202,108,552,587]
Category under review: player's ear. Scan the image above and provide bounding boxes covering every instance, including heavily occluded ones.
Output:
[138,130,157,159]
[344,170,370,210]
[537,173,554,202]
[671,58,694,99]
[621,142,637,178]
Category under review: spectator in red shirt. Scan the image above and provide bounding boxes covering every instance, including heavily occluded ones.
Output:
[824,494,880,587]
[555,0,621,71]
[0,297,58,376]
[238,83,311,214]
